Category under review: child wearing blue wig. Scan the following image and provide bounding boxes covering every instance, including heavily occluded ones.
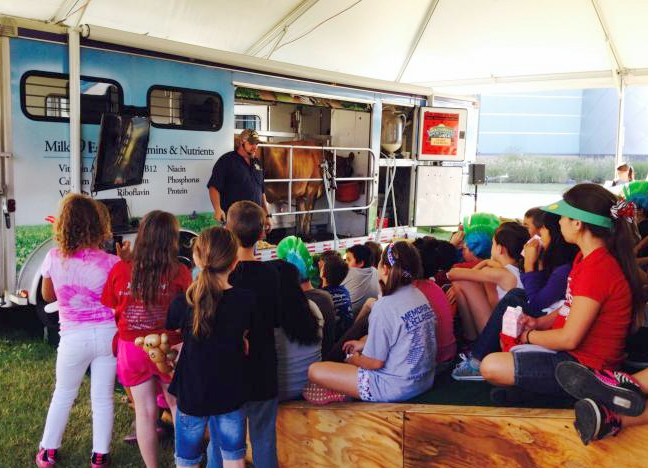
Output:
[448,222,530,341]
[451,213,500,267]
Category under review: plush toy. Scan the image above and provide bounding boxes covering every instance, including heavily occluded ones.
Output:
[134,332,178,375]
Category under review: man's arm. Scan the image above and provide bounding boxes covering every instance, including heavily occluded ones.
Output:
[262,193,272,232]
[209,186,226,222]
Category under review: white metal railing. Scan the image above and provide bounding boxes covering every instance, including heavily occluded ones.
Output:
[258,143,379,217]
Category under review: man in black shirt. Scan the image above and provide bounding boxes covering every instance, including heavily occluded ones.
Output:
[207,129,272,231]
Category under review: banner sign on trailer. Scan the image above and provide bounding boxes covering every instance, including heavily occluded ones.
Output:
[420,111,460,156]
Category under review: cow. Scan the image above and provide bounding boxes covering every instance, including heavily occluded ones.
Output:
[261,140,326,238]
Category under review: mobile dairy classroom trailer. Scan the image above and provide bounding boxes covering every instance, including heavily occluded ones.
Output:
[0,16,477,310]
[2,15,648,468]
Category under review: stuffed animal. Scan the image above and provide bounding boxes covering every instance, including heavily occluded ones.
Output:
[134,332,178,375]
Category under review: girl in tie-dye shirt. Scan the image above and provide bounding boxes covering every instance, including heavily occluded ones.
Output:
[36,194,118,468]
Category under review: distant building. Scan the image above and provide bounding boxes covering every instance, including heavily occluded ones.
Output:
[478,88,648,157]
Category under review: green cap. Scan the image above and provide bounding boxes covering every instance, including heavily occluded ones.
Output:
[541,199,612,229]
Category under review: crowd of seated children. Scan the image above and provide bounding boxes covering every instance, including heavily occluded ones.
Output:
[322,237,455,370]
[448,222,529,342]
[305,241,437,404]
[341,244,381,314]
[480,184,643,406]
[452,210,578,381]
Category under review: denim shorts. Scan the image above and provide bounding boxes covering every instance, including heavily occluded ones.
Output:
[175,408,246,466]
[513,350,577,397]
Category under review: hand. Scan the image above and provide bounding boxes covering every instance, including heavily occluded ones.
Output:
[116,240,133,261]
[342,339,365,355]
[445,286,457,306]
[450,230,465,247]
[264,215,272,234]
[519,314,539,332]
[523,237,541,267]
[214,209,226,223]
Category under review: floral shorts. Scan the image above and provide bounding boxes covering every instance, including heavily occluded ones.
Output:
[357,368,375,402]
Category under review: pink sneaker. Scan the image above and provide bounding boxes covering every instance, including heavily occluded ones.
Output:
[303,383,349,405]
[90,452,109,467]
[35,448,58,468]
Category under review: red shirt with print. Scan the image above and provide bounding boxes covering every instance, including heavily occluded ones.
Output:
[102,260,192,341]
[552,247,631,370]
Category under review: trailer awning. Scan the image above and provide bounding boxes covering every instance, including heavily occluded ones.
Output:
[1,0,647,94]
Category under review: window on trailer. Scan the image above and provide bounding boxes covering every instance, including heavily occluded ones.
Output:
[147,87,223,131]
[21,72,122,123]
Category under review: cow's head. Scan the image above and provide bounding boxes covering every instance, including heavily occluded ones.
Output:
[333,152,355,178]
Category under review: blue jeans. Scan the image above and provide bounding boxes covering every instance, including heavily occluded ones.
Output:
[513,350,577,397]
[175,408,246,466]
[471,288,532,361]
[206,398,278,468]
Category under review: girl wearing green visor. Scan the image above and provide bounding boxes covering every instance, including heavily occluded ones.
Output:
[480,183,644,405]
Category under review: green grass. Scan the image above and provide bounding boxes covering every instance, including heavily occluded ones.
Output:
[15,225,53,272]
[0,331,175,468]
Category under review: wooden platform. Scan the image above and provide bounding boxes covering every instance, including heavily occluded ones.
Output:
[272,401,648,468]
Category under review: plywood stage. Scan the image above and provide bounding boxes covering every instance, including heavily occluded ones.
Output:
[272,401,648,468]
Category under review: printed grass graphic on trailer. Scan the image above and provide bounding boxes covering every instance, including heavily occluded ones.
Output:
[15,212,219,271]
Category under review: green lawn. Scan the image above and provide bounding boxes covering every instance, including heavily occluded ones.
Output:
[0,331,175,468]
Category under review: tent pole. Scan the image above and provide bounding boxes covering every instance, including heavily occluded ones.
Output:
[68,26,81,193]
[614,78,625,171]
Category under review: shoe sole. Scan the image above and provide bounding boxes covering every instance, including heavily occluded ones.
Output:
[573,398,599,445]
[451,373,485,382]
[555,361,645,417]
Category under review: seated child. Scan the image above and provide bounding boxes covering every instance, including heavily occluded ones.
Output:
[342,244,380,314]
[448,222,529,341]
[319,251,354,340]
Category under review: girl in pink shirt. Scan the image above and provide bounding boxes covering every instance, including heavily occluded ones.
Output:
[36,194,119,468]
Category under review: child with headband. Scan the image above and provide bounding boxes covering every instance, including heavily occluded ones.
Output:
[305,241,437,404]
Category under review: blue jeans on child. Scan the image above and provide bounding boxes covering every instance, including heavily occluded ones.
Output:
[175,408,246,467]
[206,398,278,468]
[471,288,532,361]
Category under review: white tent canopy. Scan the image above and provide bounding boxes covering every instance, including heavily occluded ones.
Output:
[1,0,647,94]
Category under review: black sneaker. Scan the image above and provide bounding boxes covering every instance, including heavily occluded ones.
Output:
[555,361,646,416]
[573,398,622,445]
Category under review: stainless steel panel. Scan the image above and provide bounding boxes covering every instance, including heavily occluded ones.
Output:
[414,165,463,226]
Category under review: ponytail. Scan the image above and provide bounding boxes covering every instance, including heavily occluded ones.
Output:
[186,227,238,338]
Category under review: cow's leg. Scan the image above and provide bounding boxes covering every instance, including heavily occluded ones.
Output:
[303,184,320,240]
[295,197,303,237]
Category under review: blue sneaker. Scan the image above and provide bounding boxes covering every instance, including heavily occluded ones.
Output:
[451,353,484,381]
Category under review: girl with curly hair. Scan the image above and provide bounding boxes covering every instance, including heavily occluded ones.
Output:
[36,193,120,468]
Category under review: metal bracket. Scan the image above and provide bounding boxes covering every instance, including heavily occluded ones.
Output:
[0,152,12,158]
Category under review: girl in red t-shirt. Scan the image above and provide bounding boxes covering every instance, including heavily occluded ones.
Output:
[102,211,191,468]
[481,183,643,400]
